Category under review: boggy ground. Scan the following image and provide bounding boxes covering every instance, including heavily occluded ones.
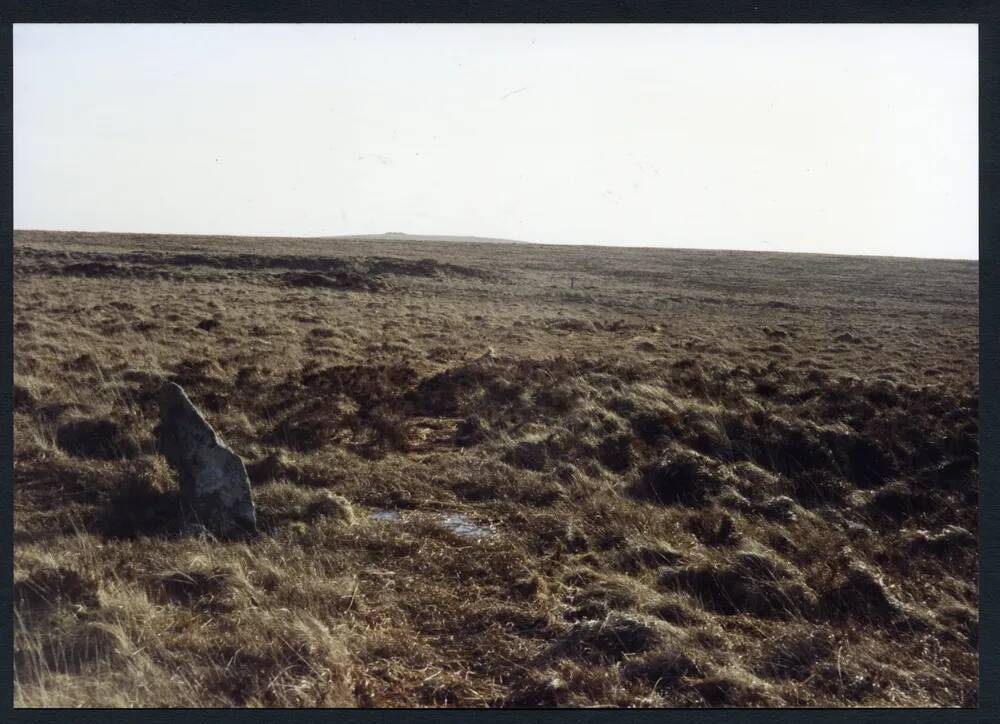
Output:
[13,230,979,707]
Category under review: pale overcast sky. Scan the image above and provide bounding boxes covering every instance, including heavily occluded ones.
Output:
[14,24,978,259]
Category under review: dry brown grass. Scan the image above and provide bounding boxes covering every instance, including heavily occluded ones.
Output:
[13,230,978,707]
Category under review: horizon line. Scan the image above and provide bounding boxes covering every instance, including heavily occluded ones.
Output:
[13,228,980,263]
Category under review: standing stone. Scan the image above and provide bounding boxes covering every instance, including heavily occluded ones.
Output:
[157,382,257,538]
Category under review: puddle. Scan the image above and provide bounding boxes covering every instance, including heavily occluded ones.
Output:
[437,513,494,540]
[369,509,494,539]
